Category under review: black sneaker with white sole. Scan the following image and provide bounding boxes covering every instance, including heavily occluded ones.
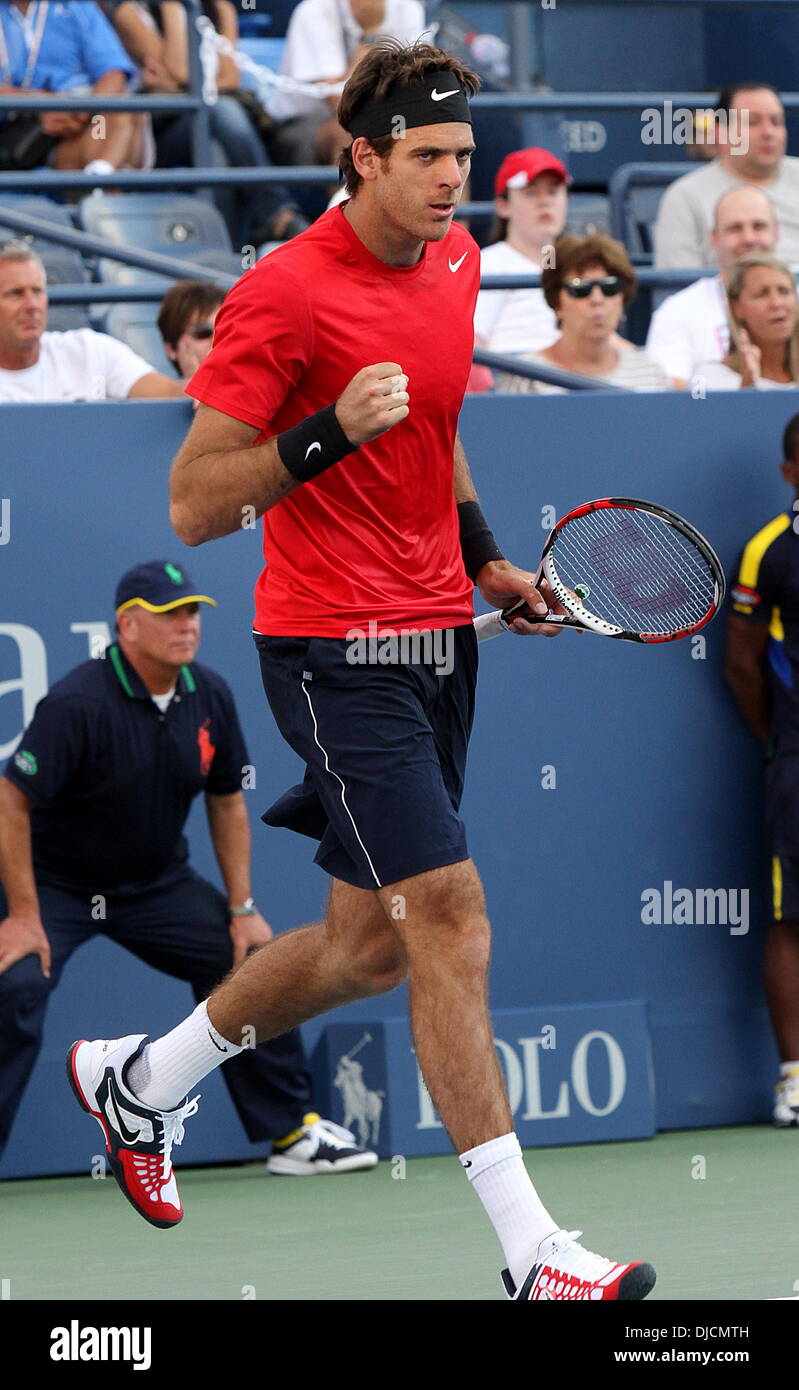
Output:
[267,1113,378,1175]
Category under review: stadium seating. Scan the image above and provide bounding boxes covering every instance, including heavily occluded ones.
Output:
[565,193,612,239]
[101,303,174,376]
[78,192,238,284]
[609,162,695,258]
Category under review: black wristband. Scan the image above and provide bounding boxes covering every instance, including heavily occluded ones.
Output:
[276,404,358,483]
[457,500,505,582]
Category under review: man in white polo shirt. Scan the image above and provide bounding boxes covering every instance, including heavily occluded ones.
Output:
[646,185,779,388]
[0,242,186,402]
[474,146,569,362]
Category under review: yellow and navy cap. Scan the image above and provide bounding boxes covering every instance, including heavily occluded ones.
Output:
[115,560,217,616]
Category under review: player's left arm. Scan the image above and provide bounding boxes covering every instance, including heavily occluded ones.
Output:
[453,433,560,636]
[204,791,274,966]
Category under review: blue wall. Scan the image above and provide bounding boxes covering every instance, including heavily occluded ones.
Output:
[0,389,796,1177]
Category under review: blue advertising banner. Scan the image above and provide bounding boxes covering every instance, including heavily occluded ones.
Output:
[0,391,791,1176]
[312,1001,654,1158]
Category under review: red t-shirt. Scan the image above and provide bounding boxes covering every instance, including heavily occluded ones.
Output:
[187,205,480,636]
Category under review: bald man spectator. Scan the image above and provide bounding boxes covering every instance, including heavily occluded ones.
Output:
[654,84,799,270]
[0,243,186,402]
[647,185,780,388]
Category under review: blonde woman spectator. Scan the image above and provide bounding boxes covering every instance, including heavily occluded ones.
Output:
[499,235,669,394]
[695,253,799,391]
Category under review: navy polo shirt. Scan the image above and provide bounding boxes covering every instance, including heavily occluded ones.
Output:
[4,643,249,892]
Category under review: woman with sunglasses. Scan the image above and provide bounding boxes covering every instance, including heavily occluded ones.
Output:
[695,253,799,391]
[157,279,226,380]
[499,234,669,393]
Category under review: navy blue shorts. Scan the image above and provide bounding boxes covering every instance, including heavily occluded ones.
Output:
[254,626,477,890]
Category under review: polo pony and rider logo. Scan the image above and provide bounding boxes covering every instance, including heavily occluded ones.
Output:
[333,1032,384,1148]
[197,718,216,776]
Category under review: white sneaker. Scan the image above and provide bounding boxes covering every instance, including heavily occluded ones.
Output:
[67,1034,199,1228]
[774,1068,799,1127]
[266,1112,378,1175]
[501,1229,657,1301]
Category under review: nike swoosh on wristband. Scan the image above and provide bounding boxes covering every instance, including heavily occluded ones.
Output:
[431,88,459,101]
[304,441,321,460]
[208,1029,228,1054]
[448,252,468,272]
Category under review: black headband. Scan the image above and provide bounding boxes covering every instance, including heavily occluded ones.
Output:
[347,73,472,142]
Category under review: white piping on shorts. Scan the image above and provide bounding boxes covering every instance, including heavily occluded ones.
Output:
[301,679,382,888]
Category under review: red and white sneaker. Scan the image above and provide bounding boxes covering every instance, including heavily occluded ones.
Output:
[66,1034,200,1230]
[501,1229,657,1301]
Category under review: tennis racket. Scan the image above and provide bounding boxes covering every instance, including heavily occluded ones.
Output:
[473,497,725,644]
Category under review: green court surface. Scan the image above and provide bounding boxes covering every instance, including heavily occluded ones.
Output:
[2,1126,797,1301]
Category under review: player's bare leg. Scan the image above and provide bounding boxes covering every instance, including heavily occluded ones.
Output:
[378,859,510,1151]
[208,878,407,1042]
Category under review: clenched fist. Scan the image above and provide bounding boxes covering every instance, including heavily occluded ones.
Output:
[334,362,409,445]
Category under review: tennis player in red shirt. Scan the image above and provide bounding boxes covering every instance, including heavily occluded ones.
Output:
[68,41,656,1301]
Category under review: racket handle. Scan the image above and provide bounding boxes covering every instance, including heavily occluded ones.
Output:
[474,595,534,642]
[473,609,509,643]
[473,608,584,641]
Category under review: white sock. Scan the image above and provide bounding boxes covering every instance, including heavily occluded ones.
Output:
[780,1060,799,1077]
[128,1000,243,1111]
[460,1132,558,1288]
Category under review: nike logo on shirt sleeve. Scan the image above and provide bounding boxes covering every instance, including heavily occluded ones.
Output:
[448,253,468,273]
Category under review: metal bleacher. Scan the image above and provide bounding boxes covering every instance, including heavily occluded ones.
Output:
[101,302,174,376]
[609,162,696,257]
[77,193,241,288]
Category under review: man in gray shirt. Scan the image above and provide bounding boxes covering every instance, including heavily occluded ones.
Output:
[654,84,799,269]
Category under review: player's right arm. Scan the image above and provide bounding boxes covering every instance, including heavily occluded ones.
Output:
[0,778,50,978]
[170,362,409,545]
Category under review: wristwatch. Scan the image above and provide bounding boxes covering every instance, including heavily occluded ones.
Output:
[229,897,257,918]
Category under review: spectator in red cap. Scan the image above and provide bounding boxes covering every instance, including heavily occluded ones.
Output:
[470,147,569,389]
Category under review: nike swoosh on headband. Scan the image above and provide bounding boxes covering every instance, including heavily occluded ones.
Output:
[431,88,459,101]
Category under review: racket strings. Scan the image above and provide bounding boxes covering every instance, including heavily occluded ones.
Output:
[551,508,717,634]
